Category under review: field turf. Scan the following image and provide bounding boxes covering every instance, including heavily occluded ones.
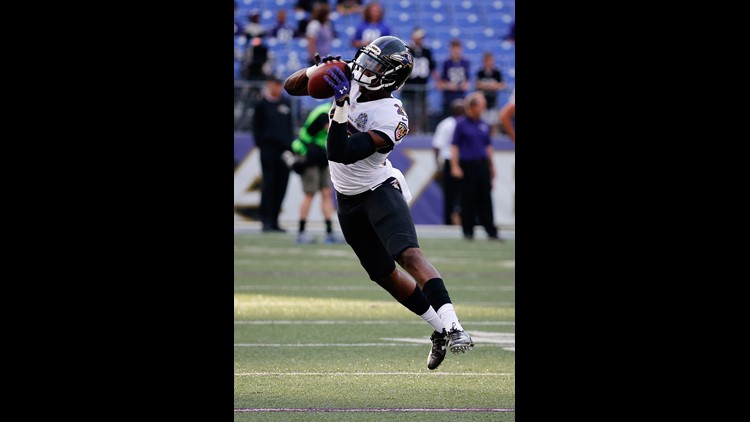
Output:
[234,230,515,421]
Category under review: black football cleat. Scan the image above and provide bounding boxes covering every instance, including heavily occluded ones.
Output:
[427,329,448,370]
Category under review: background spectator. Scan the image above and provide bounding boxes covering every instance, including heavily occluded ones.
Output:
[269,9,296,43]
[294,0,329,36]
[438,39,471,121]
[450,92,500,241]
[234,1,242,37]
[336,0,364,16]
[234,1,245,68]
[432,99,465,226]
[306,2,337,65]
[295,0,328,13]
[241,36,270,81]
[402,27,439,134]
[475,51,507,136]
[288,102,344,244]
[243,10,266,39]
[253,77,294,233]
[351,1,391,49]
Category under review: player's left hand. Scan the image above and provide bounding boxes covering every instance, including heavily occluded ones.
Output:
[324,66,351,107]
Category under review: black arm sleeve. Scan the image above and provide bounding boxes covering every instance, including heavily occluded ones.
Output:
[306,113,329,138]
[326,121,376,164]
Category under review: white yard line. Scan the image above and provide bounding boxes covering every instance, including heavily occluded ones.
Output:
[234,320,515,325]
[234,407,515,412]
[235,332,515,351]
[234,343,513,348]
[234,222,516,240]
[234,285,514,291]
[235,301,513,307]
[235,343,425,347]
[235,372,513,376]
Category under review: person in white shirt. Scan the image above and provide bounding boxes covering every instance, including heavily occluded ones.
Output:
[431,98,465,225]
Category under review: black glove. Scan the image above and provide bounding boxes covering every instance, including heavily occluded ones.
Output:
[282,150,306,174]
[308,53,346,74]
[320,54,342,64]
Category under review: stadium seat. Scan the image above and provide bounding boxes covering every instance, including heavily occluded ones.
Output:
[454,11,482,26]
[426,0,448,12]
[389,0,420,13]
[457,0,480,12]
[234,0,515,134]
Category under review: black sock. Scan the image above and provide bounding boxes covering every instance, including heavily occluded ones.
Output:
[397,285,431,316]
[422,278,452,311]
[299,219,306,233]
[325,219,332,234]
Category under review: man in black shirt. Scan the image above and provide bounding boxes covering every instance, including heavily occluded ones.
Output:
[402,28,438,134]
[475,51,506,136]
[252,76,294,232]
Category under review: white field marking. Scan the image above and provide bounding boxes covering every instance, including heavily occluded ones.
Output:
[234,285,380,291]
[235,332,515,351]
[235,301,512,307]
[234,372,513,376]
[383,331,515,346]
[235,246,513,265]
[234,343,512,348]
[234,320,515,325]
[428,258,515,268]
[234,407,516,412]
[235,246,355,257]
[234,258,516,268]
[233,285,515,291]
[234,222,516,240]
[235,343,424,347]
[315,249,355,257]
[449,285,515,291]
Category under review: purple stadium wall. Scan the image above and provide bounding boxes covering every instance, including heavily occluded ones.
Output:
[234,132,515,226]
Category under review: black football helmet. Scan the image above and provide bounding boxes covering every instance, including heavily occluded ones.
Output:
[350,36,414,92]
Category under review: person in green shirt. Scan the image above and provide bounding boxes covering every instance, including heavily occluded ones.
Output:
[290,102,344,244]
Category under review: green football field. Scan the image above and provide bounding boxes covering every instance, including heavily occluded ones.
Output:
[234,230,515,421]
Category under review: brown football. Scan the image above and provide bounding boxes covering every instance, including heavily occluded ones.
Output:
[308,61,349,99]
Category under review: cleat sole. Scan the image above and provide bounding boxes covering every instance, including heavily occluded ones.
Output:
[449,344,474,354]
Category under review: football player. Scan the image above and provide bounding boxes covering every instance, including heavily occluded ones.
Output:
[283,36,473,370]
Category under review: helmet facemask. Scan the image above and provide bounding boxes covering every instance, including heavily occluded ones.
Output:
[351,43,409,92]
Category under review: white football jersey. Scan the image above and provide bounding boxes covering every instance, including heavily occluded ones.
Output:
[328,82,410,195]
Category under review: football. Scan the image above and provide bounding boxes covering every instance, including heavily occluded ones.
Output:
[307,61,349,99]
